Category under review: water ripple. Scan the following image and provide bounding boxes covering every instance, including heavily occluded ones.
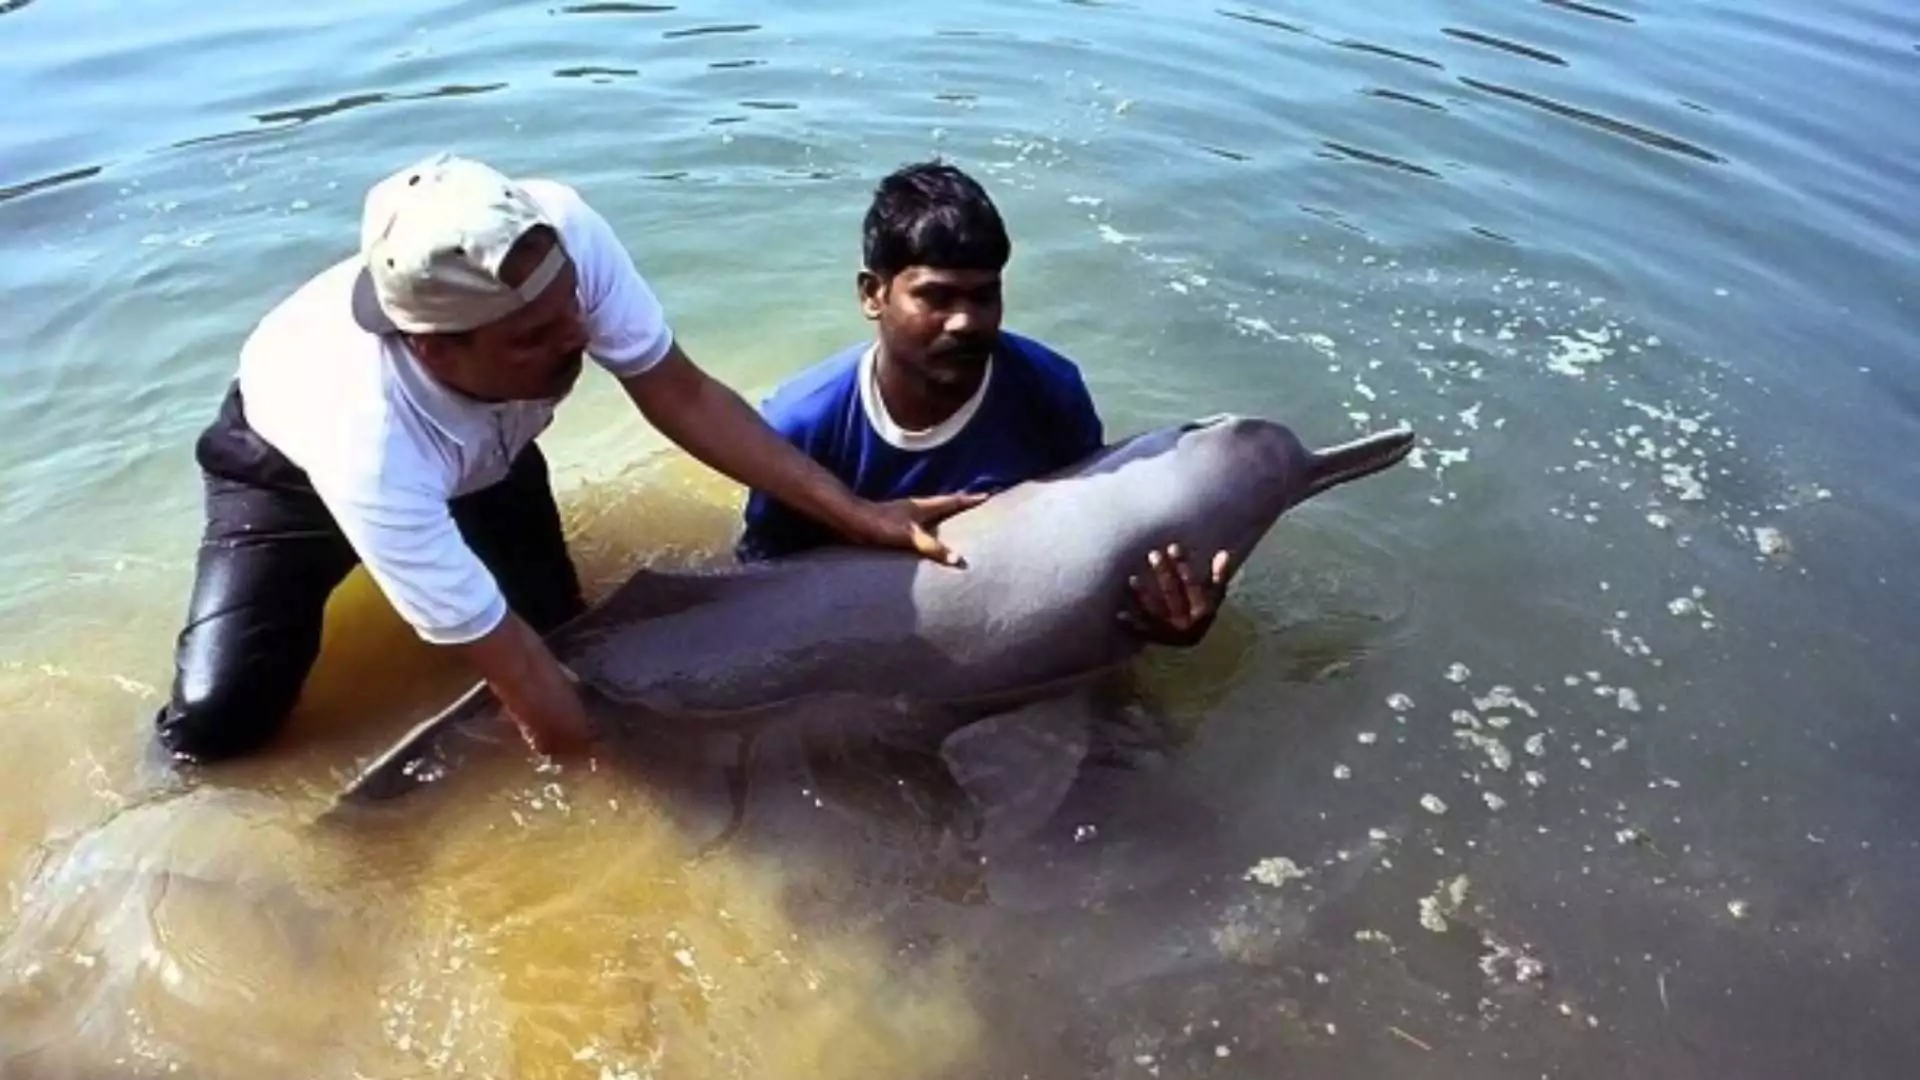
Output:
[0,165,102,206]
[554,65,639,80]
[1365,87,1448,112]
[1542,0,1636,24]
[1216,8,1308,36]
[1296,202,1367,235]
[1460,76,1727,164]
[251,83,507,128]
[1320,140,1444,179]
[559,1,674,11]
[934,27,1022,40]
[1191,142,1251,162]
[663,23,760,39]
[1218,6,1449,72]
[1333,38,1446,71]
[1444,27,1570,67]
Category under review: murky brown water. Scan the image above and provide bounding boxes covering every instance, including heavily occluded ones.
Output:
[0,461,1004,1079]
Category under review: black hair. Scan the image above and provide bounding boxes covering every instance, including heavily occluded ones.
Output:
[861,160,1011,280]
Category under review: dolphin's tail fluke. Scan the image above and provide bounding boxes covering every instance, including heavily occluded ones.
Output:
[1302,425,1416,501]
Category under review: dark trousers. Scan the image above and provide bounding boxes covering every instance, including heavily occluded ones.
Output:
[154,383,586,763]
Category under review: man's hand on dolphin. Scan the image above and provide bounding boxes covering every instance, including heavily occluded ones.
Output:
[853,491,990,567]
[1121,543,1232,647]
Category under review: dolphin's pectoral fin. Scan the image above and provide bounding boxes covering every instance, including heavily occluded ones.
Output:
[938,691,1098,850]
[1302,425,1417,501]
[1082,694,1186,774]
[324,681,506,812]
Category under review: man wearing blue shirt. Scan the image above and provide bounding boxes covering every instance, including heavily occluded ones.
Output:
[737,161,1229,644]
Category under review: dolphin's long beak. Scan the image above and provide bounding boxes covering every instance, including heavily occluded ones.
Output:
[1302,425,1417,500]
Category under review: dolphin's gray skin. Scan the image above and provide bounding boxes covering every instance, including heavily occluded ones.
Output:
[332,415,1415,807]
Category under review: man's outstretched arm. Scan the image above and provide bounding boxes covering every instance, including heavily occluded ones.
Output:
[619,341,984,564]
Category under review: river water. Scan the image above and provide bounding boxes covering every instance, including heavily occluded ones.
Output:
[3,0,1918,1076]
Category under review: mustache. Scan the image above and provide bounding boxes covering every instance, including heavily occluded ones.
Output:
[930,335,993,360]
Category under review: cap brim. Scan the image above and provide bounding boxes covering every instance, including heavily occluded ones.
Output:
[350,265,400,335]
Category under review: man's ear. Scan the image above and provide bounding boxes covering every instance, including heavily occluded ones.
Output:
[856,268,885,321]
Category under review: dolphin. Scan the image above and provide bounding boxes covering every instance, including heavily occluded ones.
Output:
[329,414,1416,809]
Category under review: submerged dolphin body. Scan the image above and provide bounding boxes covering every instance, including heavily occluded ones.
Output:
[332,415,1416,807]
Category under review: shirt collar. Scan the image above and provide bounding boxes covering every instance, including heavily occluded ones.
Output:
[858,342,995,452]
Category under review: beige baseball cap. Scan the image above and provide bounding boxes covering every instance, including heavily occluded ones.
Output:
[350,152,569,336]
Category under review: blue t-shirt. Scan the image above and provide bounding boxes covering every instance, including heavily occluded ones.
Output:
[736,330,1105,561]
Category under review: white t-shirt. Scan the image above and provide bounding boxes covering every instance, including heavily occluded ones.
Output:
[235,179,674,646]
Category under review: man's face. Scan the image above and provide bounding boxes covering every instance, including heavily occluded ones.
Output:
[414,233,589,403]
[860,264,1003,390]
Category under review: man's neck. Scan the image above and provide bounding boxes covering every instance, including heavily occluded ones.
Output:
[872,343,983,432]
[405,337,506,406]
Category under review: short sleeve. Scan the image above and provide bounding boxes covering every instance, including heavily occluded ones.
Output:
[307,445,509,646]
[526,180,675,380]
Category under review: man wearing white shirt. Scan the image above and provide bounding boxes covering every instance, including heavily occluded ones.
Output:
[157,152,980,764]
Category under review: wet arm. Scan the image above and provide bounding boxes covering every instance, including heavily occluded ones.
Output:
[618,341,877,543]
[446,611,591,755]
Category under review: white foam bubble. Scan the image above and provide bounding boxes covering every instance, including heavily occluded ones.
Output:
[1232,314,1279,339]
[1246,857,1310,888]
[1545,332,1611,377]
[1474,686,1540,718]
[1418,875,1471,933]
[1457,730,1513,772]
[1300,332,1338,356]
